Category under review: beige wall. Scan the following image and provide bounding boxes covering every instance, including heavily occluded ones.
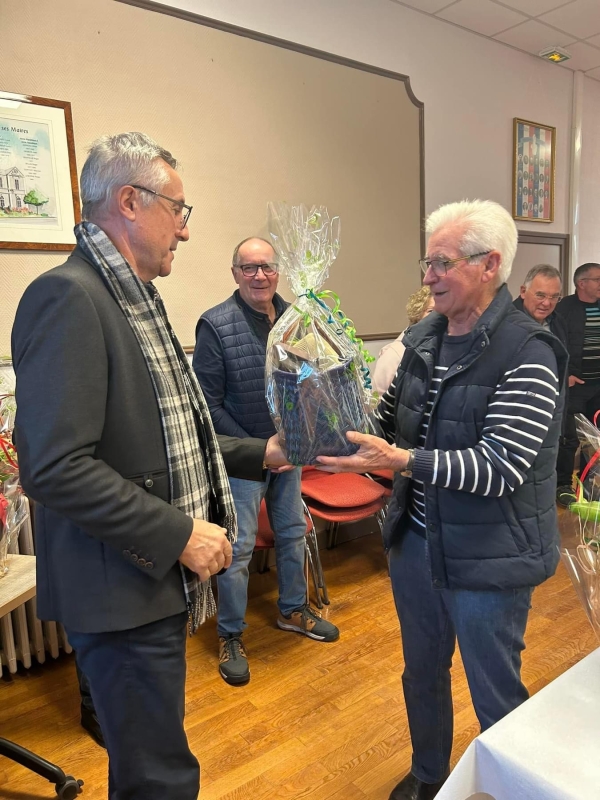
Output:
[0,0,424,355]
[5,0,592,358]
[151,0,574,233]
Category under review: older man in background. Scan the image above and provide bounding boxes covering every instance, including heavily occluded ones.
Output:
[11,133,287,800]
[318,200,567,800]
[193,237,338,687]
[554,262,600,505]
[514,264,567,343]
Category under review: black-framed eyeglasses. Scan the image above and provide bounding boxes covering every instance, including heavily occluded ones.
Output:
[236,262,279,278]
[130,184,193,230]
[419,251,491,277]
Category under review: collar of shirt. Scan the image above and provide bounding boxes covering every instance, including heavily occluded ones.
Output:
[234,289,286,323]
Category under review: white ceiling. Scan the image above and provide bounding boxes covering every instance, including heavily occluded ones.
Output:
[391,0,600,81]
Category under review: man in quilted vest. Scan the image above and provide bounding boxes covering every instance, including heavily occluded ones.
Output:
[193,237,339,685]
[318,200,567,800]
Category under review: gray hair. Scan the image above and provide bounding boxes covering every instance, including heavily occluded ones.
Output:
[232,236,274,267]
[523,264,562,288]
[426,199,518,284]
[574,262,600,286]
[80,132,178,220]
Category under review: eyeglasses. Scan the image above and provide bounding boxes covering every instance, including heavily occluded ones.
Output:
[236,262,279,278]
[532,291,562,303]
[130,185,192,230]
[419,251,491,277]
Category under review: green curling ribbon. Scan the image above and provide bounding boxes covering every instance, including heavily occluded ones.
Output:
[292,304,312,327]
[297,288,375,391]
[569,500,600,524]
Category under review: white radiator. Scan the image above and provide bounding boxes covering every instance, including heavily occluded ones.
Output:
[0,499,72,676]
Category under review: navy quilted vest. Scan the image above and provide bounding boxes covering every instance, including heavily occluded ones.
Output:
[383,285,568,591]
[199,293,287,439]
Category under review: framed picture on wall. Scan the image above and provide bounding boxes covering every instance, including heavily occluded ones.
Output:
[513,118,555,224]
[0,91,80,250]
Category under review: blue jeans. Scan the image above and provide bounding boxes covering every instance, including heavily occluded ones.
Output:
[217,467,307,636]
[67,612,199,800]
[389,527,532,784]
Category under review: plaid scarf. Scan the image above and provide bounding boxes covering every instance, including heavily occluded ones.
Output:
[75,222,237,633]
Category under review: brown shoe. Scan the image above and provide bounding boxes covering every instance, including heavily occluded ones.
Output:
[218,634,250,685]
[277,604,339,641]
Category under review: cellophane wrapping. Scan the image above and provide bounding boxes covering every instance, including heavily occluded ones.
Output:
[0,368,29,577]
[265,203,375,466]
[560,413,600,640]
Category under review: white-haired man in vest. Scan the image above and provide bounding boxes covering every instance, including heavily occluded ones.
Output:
[318,200,568,800]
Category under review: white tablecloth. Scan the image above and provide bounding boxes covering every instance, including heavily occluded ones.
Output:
[436,647,600,800]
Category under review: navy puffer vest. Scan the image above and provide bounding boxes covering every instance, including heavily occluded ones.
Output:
[383,285,568,591]
[200,293,287,439]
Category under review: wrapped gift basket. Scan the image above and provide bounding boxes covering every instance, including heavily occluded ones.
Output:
[265,203,375,465]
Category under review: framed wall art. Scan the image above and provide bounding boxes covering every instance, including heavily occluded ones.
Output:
[513,117,556,224]
[0,91,80,250]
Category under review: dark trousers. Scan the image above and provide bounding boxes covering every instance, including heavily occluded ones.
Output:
[389,528,532,784]
[75,660,94,711]
[556,382,600,486]
[66,611,199,800]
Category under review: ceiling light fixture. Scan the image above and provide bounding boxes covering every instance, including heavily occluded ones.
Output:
[539,46,571,64]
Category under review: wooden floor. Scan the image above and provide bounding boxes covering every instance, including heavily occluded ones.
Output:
[0,529,597,800]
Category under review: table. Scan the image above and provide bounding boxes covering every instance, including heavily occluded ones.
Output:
[0,554,36,674]
[0,554,36,615]
[436,647,600,800]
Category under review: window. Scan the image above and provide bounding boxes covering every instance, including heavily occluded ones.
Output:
[14,179,20,190]
[0,196,4,208]
[16,197,21,207]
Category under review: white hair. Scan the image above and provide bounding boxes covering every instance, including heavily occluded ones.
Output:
[426,199,518,284]
[80,132,178,220]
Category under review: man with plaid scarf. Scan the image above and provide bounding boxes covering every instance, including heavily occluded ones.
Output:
[11,132,288,800]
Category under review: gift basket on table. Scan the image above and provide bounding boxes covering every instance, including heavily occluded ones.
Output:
[265,202,376,466]
[0,375,29,577]
[560,412,600,640]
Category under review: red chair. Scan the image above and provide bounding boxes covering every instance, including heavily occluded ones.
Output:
[253,499,329,608]
[365,468,394,497]
[300,470,388,549]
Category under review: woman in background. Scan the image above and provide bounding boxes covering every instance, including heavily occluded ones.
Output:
[372,286,434,395]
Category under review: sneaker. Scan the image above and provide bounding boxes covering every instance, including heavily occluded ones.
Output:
[277,604,339,642]
[557,485,576,508]
[218,634,250,685]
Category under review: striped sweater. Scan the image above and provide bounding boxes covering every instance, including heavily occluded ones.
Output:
[582,303,600,381]
[375,336,559,532]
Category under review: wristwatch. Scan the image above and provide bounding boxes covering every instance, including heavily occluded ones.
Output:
[401,448,416,478]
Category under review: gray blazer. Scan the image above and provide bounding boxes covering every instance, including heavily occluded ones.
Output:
[11,248,266,633]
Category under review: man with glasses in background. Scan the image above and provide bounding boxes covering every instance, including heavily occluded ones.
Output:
[12,134,289,799]
[514,264,567,342]
[555,262,600,506]
[316,200,567,800]
[193,237,339,686]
